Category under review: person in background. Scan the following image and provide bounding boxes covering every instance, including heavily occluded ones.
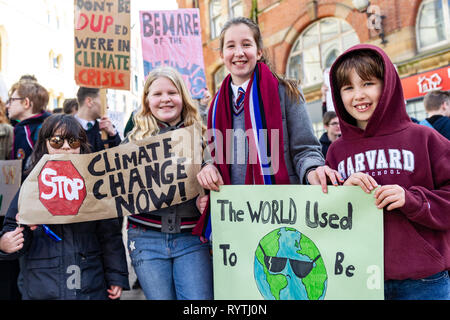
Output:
[75,87,120,152]
[319,111,341,158]
[5,79,51,172]
[197,89,212,125]
[63,98,79,115]
[420,90,450,140]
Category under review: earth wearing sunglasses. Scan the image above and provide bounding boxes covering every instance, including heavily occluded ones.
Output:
[254,227,327,300]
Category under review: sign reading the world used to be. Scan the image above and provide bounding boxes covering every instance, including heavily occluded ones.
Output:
[211,185,384,300]
[140,9,207,99]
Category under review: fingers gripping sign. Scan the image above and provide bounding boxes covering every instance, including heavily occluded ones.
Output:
[0,224,24,254]
[307,165,344,193]
[374,184,405,211]
[197,164,224,192]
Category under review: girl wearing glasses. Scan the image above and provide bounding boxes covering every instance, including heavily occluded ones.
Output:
[0,114,129,300]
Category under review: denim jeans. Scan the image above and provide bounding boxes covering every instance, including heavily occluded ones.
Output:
[127,226,213,300]
[384,271,450,300]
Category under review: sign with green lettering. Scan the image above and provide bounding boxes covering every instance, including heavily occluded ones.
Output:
[211,185,384,300]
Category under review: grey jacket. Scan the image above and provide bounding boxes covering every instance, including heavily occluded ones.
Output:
[225,83,325,184]
[278,83,325,184]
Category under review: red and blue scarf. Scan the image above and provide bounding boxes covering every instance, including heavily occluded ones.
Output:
[193,63,290,239]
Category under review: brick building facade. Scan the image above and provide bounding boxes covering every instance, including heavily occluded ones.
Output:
[177,0,450,135]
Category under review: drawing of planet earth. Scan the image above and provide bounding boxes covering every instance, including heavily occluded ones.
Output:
[254,227,327,300]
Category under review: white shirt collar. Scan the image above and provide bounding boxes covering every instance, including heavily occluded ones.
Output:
[74,115,96,131]
[230,79,250,99]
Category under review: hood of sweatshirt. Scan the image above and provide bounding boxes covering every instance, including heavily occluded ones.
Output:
[329,44,411,140]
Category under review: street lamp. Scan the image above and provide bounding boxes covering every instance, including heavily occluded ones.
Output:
[352,0,388,45]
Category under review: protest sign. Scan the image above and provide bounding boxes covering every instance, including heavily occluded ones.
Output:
[108,110,125,139]
[74,0,131,90]
[211,185,384,300]
[140,9,207,99]
[17,125,204,225]
[0,160,22,216]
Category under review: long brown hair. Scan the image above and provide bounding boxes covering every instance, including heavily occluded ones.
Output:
[219,17,303,102]
[26,114,91,174]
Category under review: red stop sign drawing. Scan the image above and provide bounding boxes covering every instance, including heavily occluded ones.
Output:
[38,160,86,216]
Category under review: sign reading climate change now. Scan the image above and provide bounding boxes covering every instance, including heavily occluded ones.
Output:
[140,9,206,99]
[17,125,203,225]
[211,185,384,300]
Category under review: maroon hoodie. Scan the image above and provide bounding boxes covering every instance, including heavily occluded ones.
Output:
[327,44,450,281]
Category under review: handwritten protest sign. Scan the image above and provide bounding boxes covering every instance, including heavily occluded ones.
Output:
[108,110,125,139]
[140,9,207,99]
[211,185,384,300]
[17,125,204,225]
[0,160,22,216]
[74,0,131,90]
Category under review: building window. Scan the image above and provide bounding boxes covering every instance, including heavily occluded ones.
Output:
[416,0,450,51]
[287,18,359,88]
[210,0,223,39]
[406,98,427,121]
[214,65,228,92]
[229,0,243,18]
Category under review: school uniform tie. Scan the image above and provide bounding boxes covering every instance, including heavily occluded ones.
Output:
[233,87,245,115]
[87,122,93,130]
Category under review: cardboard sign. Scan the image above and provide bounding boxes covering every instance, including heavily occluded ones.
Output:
[18,125,204,224]
[0,160,22,216]
[211,185,384,300]
[74,0,131,90]
[140,9,207,99]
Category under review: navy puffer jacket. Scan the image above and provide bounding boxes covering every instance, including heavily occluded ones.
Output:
[0,192,130,300]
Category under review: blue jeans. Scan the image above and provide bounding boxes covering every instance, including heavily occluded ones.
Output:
[127,227,213,300]
[385,271,450,300]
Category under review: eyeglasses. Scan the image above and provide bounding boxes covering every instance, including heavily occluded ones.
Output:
[329,122,340,126]
[48,136,81,149]
[258,243,321,278]
[6,97,25,105]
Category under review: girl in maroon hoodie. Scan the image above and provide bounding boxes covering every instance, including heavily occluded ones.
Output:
[327,44,450,300]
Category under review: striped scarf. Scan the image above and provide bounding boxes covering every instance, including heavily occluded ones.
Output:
[193,63,290,239]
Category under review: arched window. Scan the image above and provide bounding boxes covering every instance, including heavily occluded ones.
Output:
[229,0,243,18]
[210,0,223,39]
[287,18,359,87]
[416,0,450,51]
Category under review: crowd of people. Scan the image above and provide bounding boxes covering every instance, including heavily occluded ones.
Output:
[0,17,449,301]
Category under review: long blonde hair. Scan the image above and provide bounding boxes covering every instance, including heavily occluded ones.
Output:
[128,66,204,141]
